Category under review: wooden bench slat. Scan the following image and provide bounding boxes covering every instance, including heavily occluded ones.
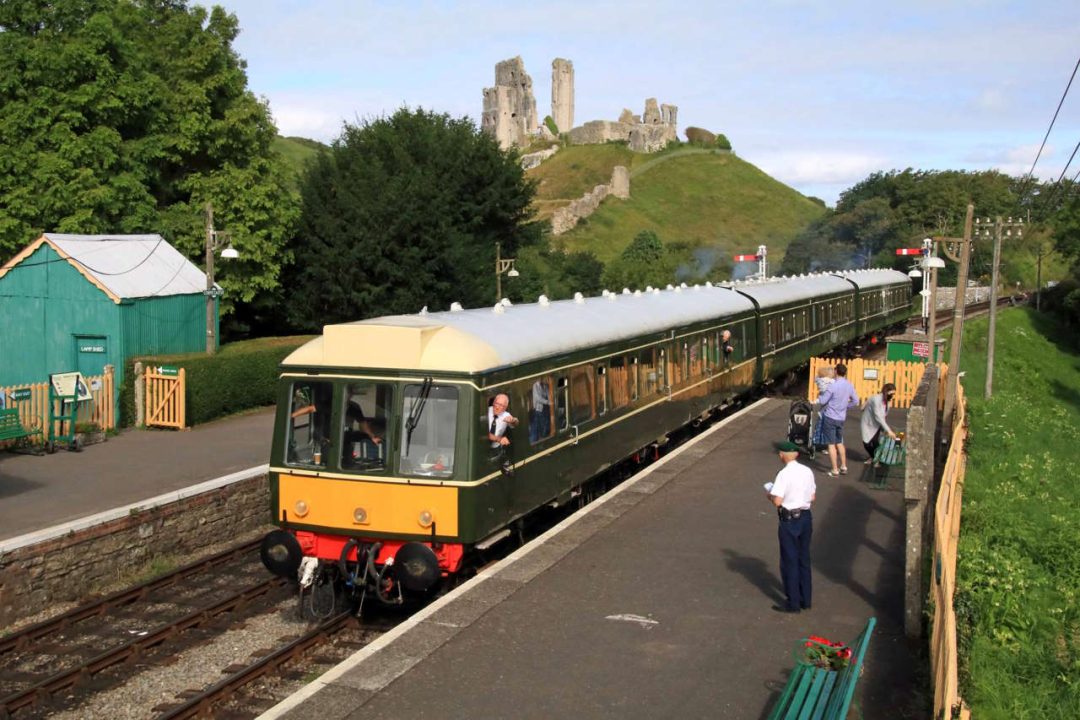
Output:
[769,617,876,720]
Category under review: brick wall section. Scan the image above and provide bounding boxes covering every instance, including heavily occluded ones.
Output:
[0,474,272,627]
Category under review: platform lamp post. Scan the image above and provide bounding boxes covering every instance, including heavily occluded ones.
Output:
[204,202,239,354]
[495,241,519,303]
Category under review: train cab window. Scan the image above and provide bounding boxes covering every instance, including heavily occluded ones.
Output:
[596,366,607,416]
[570,366,595,425]
[286,380,333,468]
[527,377,554,444]
[609,356,631,410]
[341,381,393,472]
[555,377,569,431]
[398,383,456,477]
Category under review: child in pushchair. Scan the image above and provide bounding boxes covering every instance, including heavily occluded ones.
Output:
[787,399,817,459]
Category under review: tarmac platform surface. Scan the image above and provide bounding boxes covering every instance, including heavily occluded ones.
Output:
[265,398,922,720]
[0,407,274,542]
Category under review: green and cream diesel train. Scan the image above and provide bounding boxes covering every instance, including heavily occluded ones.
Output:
[260,269,911,602]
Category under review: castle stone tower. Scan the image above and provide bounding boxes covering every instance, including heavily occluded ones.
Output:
[482,56,538,149]
[551,58,574,134]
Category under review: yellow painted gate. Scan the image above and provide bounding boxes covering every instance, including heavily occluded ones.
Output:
[146,366,186,429]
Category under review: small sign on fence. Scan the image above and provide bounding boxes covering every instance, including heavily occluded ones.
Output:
[157,365,179,377]
[10,388,32,401]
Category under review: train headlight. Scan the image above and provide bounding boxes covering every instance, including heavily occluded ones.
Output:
[417,510,434,528]
[293,500,309,518]
[353,507,369,524]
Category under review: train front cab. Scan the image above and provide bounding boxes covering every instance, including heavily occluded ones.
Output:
[262,371,476,600]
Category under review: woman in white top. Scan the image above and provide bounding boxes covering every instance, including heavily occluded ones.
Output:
[860,383,898,463]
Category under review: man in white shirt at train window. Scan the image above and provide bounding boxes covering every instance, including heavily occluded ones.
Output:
[765,441,816,614]
[487,393,518,448]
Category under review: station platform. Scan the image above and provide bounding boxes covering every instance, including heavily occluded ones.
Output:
[264,398,922,720]
[0,407,273,542]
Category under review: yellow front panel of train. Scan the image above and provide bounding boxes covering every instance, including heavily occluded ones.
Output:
[278,474,458,535]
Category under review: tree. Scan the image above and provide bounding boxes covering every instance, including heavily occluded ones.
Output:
[602,230,680,289]
[0,0,298,324]
[283,108,539,328]
[513,246,604,301]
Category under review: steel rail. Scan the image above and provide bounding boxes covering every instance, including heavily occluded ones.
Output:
[153,610,358,720]
[0,576,286,716]
[0,539,261,657]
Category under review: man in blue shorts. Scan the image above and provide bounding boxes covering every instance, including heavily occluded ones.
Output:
[816,363,859,477]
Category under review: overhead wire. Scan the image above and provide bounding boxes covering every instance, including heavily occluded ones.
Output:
[1017,53,1080,204]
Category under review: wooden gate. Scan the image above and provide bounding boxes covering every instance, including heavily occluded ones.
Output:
[146,367,186,429]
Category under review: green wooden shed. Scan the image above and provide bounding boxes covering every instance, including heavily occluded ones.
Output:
[0,233,217,401]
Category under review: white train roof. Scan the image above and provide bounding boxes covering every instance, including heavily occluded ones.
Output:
[722,273,853,308]
[285,284,755,374]
[283,269,910,374]
[830,268,912,289]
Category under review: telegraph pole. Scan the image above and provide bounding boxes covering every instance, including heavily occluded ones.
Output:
[941,204,974,430]
[983,215,1024,399]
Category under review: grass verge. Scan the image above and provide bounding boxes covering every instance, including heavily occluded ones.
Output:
[952,307,1080,718]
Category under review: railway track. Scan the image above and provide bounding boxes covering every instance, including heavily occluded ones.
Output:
[0,540,290,719]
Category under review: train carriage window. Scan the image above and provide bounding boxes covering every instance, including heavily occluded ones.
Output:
[286,380,334,468]
[340,382,393,472]
[766,319,773,348]
[702,337,710,371]
[527,377,555,444]
[398,384,456,477]
[630,357,640,400]
[609,357,629,410]
[640,348,659,396]
[596,366,608,416]
[570,367,595,425]
[556,377,569,431]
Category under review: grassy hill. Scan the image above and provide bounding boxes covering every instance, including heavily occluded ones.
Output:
[528,144,826,263]
[272,136,327,189]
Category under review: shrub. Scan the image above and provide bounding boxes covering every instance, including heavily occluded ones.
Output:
[544,115,559,136]
[715,133,733,151]
[684,127,716,145]
[120,336,313,427]
[807,196,827,207]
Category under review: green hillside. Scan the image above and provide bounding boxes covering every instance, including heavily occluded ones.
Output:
[528,144,826,263]
[272,135,327,189]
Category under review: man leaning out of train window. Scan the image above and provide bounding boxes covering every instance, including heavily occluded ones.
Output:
[487,393,518,448]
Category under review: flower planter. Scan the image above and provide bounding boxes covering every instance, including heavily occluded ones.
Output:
[75,430,107,447]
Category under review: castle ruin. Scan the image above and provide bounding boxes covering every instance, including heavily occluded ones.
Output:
[481,56,678,155]
[482,57,539,149]
[551,58,574,133]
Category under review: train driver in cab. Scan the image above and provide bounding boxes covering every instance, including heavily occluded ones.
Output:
[487,393,518,448]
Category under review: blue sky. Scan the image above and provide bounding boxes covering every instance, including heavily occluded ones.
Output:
[213,0,1080,205]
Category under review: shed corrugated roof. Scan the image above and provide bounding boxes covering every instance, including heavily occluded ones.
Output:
[36,234,211,300]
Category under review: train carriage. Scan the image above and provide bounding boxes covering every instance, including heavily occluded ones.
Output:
[261,272,910,605]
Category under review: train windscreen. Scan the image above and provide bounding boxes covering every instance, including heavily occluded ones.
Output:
[399,384,457,477]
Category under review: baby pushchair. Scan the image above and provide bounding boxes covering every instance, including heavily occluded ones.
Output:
[787,399,817,459]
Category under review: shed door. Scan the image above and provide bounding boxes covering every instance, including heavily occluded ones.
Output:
[74,335,108,377]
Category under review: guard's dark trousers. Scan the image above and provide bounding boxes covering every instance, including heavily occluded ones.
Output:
[778,511,813,611]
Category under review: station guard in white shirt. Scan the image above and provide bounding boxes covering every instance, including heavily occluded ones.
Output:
[765,440,816,614]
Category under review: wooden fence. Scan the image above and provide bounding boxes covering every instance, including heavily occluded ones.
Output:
[145,366,186,429]
[930,378,970,719]
[0,366,116,447]
[808,357,949,410]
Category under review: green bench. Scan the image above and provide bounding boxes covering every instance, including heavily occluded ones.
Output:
[0,407,44,453]
[864,436,906,489]
[767,617,876,720]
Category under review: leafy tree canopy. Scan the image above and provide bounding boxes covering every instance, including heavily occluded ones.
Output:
[283,108,540,329]
[0,0,298,320]
[781,169,1057,288]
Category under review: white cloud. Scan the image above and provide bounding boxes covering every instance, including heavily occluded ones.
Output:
[753,150,890,186]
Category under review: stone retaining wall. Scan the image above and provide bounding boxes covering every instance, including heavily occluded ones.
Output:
[0,473,272,627]
[551,165,629,235]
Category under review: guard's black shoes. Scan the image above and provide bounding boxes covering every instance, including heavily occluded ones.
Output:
[771,605,800,614]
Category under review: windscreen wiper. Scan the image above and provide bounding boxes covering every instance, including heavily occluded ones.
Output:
[404,376,433,456]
